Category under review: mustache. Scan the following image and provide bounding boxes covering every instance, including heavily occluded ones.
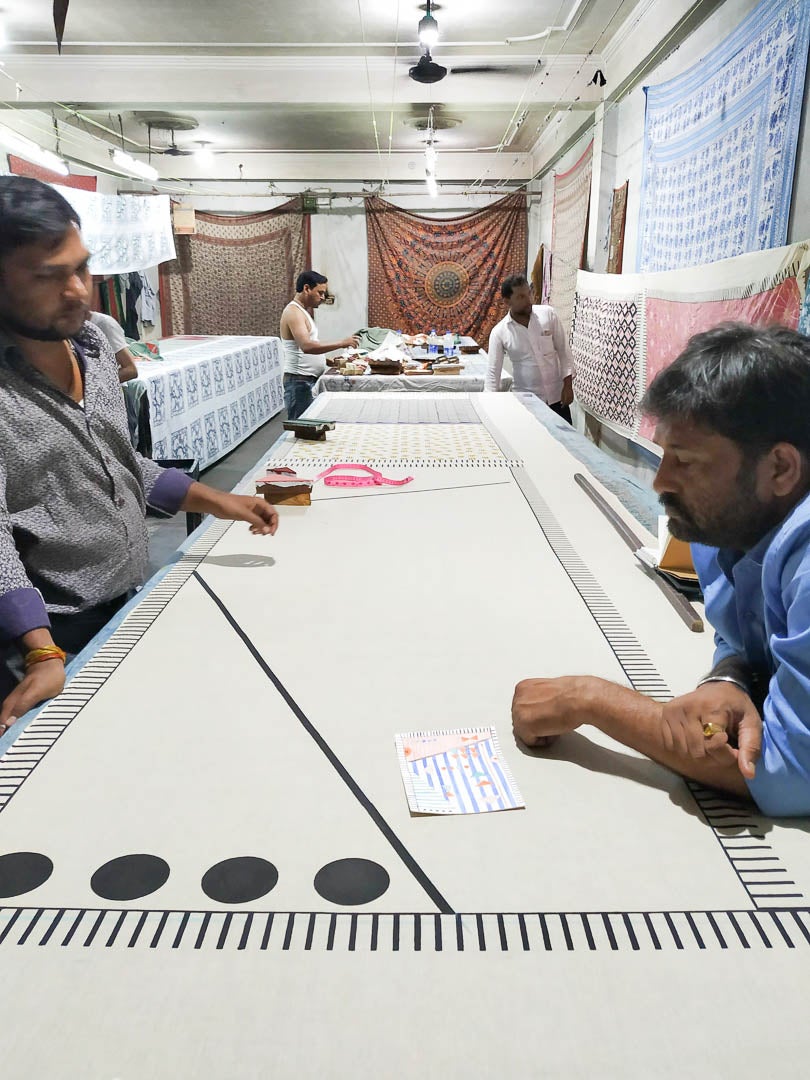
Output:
[660,496,686,514]
[659,495,689,517]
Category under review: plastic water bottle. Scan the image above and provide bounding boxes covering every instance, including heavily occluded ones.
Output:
[443,331,454,358]
[428,330,438,358]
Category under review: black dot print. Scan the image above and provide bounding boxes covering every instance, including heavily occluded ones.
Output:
[91,854,170,901]
[313,858,390,905]
[201,856,279,904]
[0,851,53,898]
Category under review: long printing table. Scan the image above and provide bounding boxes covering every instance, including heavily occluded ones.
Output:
[314,351,513,394]
[3,392,810,1077]
[130,335,284,468]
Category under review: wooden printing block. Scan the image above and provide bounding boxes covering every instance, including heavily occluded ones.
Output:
[256,481,313,506]
[256,468,313,506]
[283,419,336,441]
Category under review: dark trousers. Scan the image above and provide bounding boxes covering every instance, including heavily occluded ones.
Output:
[283,374,317,420]
[548,401,572,425]
[0,592,133,702]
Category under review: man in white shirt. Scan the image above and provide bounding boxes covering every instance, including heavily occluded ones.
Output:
[89,310,138,383]
[280,270,359,420]
[486,274,575,422]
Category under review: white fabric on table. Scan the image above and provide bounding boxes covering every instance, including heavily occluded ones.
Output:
[314,353,512,395]
[135,336,283,468]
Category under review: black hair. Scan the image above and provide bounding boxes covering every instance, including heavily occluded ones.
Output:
[0,175,81,262]
[296,270,328,292]
[642,322,810,460]
[500,273,529,300]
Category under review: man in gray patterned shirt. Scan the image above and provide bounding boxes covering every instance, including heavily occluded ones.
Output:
[0,177,279,733]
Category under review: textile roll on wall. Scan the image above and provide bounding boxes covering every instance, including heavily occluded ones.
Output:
[606,181,628,275]
[636,0,810,274]
[365,193,527,348]
[570,240,810,445]
[159,199,310,337]
[548,141,593,335]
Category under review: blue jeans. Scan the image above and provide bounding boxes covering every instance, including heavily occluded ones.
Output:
[283,375,316,420]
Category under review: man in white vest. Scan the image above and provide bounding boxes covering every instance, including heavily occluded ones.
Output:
[280,271,359,420]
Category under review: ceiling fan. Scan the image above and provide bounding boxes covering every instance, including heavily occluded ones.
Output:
[408,1,537,84]
[150,127,194,156]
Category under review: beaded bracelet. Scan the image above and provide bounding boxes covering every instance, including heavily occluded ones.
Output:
[24,645,67,668]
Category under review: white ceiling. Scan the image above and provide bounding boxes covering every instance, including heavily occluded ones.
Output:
[0,0,696,187]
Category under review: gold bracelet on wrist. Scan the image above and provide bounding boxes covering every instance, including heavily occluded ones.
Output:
[24,645,67,668]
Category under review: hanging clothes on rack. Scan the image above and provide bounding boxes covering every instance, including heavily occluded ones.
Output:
[138,272,158,324]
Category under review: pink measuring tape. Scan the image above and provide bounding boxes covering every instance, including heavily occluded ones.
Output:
[315,464,413,488]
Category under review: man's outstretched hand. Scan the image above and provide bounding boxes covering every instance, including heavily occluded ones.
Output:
[182,484,280,536]
[0,659,65,737]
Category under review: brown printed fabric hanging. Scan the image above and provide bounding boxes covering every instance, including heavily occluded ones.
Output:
[159,199,310,337]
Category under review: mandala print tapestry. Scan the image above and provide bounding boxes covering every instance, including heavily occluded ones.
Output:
[606,181,628,274]
[570,277,643,433]
[365,193,527,348]
[159,199,310,336]
[549,142,593,334]
[636,0,810,273]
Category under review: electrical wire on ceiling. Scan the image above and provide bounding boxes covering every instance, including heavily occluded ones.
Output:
[385,0,402,174]
[532,0,627,145]
[489,0,627,192]
[523,0,679,189]
[356,0,383,167]
[467,0,571,191]
[485,0,693,201]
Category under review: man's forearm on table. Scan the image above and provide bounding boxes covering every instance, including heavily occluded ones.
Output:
[586,680,751,797]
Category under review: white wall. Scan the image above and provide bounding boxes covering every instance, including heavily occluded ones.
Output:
[309,208,368,340]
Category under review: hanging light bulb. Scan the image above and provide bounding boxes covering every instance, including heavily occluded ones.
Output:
[425,142,438,169]
[195,141,214,167]
[425,171,439,199]
[418,1,439,49]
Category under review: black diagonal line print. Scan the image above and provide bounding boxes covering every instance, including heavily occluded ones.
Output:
[193,571,453,914]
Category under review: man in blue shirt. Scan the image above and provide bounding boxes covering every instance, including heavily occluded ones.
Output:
[512,323,810,816]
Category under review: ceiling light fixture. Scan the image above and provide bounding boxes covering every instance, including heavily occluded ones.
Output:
[195,141,214,166]
[424,105,439,197]
[0,125,68,175]
[111,148,159,182]
[418,0,439,49]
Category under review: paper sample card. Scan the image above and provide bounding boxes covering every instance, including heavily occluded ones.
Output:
[395,727,525,815]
